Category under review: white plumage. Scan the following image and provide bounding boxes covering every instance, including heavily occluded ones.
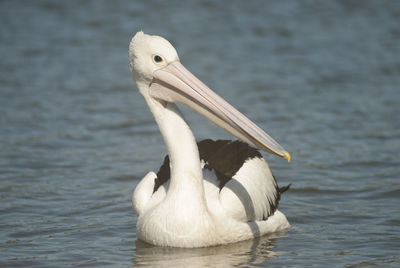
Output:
[129,31,291,247]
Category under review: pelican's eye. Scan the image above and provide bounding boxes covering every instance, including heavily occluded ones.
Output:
[152,55,165,65]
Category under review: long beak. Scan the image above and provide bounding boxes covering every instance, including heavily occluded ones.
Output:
[149,61,291,161]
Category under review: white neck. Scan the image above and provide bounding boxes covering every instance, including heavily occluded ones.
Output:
[139,85,207,208]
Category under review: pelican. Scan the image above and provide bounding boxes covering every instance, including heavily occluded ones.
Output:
[129,31,291,248]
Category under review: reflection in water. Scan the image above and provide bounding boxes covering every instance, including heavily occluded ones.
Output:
[133,232,288,267]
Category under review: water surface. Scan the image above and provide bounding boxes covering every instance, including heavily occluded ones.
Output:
[1,0,399,267]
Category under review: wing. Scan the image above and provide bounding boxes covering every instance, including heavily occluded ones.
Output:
[198,139,283,222]
[133,155,172,216]
[219,157,280,221]
[136,139,288,221]
[132,170,167,216]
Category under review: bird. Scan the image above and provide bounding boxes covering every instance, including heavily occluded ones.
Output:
[129,31,291,248]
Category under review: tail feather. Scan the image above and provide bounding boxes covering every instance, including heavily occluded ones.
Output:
[279,184,291,194]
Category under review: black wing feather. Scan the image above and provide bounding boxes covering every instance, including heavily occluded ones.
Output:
[152,139,290,219]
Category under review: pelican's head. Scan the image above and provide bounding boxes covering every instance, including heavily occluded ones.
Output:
[129,31,290,161]
[129,31,179,86]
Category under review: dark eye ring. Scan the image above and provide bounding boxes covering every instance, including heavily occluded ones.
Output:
[154,55,163,63]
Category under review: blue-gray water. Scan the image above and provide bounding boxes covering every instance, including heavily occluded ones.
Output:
[1,0,399,267]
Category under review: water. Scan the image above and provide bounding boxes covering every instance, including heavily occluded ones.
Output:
[1,0,399,267]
